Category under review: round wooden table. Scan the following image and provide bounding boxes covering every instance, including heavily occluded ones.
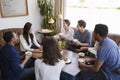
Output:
[37,29,53,38]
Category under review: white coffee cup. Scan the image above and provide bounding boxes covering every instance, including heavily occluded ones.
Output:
[72,39,78,42]
[78,52,85,57]
[25,51,32,55]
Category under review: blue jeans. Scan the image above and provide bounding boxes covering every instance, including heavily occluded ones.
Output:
[20,67,34,80]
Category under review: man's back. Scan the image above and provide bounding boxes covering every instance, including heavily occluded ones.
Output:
[97,38,120,79]
[0,44,22,80]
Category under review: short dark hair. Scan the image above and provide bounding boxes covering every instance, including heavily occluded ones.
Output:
[3,31,14,43]
[78,20,86,28]
[42,37,62,65]
[64,19,71,26]
[94,24,108,37]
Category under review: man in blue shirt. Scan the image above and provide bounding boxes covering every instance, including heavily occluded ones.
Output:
[78,24,120,80]
[0,31,34,80]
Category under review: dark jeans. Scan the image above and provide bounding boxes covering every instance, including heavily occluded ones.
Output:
[23,43,38,68]
[20,43,38,80]
[20,53,35,80]
[79,69,110,80]
[67,42,81,52]
[60,71,81,80]
[20,67,35,80]
[31,43,38,49]
[24,57,35,68]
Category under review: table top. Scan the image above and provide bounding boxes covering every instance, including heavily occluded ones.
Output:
[37,29,53,37]
[32,49,92,76]
[62,49,80,76]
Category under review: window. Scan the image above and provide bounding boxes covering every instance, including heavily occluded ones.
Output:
[65,0,120,34]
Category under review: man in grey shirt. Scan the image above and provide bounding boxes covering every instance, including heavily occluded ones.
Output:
[68,19,91,52]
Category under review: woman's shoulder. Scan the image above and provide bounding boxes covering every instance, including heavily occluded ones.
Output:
[35,59,43,63]
[58,59,65,65]
[19,34,25,40]
[57,59,65,68]
[35,59,44,65]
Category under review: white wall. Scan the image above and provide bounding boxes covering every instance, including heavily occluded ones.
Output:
[0,0,42,40]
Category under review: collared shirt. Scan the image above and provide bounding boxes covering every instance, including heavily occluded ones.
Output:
[61,27,74,40]
[97,37,120,80]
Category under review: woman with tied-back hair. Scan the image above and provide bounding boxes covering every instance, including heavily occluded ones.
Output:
[35,37,65,80]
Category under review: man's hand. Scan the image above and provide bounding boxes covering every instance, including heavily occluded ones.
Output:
[25,53,32,60]
[80,47,88,51]
[21,53,32,67]
[85,58,96,63]
[78,61,86,69]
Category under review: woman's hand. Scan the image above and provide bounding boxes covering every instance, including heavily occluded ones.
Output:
[33,49,41,53]
[39,46,43,52]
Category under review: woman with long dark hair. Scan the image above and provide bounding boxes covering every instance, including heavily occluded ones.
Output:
[35,37,65,80]
[20,22,42,68]
[20,22,41,53]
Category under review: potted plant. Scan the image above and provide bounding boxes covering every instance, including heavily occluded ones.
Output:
[37,0,56,35]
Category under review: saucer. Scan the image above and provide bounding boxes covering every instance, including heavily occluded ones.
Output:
[78,52,85,58]
[64,58,71,64]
